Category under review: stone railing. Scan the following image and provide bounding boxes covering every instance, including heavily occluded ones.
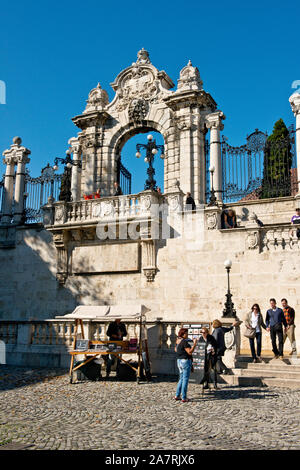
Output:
[260,224,300,251]
[42,189,185,228]
[0,319,188,373]
[0,319,239,374]
[43,191,166,227]
[244,223,300,251]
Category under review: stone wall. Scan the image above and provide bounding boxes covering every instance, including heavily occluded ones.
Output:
[0,196,299,354]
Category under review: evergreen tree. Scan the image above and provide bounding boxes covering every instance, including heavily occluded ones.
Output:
[260,119,292,199]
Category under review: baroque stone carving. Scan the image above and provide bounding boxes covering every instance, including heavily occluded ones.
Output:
[177,60,203,92]
[128,98,149,122]
[246,231,260,250]
[109,49,174,113]
[55,205,66,224]
[206,212,218,230]
[84,83,109,114]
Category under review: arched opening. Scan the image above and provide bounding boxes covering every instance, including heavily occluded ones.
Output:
[115,129,165,195]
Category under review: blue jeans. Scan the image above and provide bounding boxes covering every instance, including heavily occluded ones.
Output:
[249,332,262,358]
[176,359,192,400]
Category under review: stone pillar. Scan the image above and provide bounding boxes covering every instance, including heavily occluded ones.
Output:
[69,137,81,201]
[13,140,31,224]
[2,137,30,225]
[289,93,300,195]
[206,111,225,202]
[1,155,15,224]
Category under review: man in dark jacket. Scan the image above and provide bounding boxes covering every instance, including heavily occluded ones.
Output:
[105,318,127,377]
[266,298,287,359]
[113,182,123,196]
[185,192,196,211]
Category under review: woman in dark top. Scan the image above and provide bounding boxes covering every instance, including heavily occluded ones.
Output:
[174,328,197,403]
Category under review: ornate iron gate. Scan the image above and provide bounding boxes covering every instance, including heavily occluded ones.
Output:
[206,126,296,204]
[24,164,62,223]
[117,159,132,195]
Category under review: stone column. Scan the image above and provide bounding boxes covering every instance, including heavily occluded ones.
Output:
[2,136,30,225]
[68,137,81,201]
[206,111,225,202]
[289,93,300,195]
[1,156,15,224]
[13,140,31,224]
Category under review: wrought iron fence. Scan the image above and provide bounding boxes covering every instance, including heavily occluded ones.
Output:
[118,159,132,195]
[24,164,62,223]
[206,126,297,203]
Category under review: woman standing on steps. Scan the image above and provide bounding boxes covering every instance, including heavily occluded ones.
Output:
[174,328,197,403]
[244,303,267,363]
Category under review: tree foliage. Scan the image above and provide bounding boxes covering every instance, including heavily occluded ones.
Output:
[260,119,292,199]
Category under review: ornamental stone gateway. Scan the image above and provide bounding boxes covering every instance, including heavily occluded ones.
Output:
[43,49,222,285]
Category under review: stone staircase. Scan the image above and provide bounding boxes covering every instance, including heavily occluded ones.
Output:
[220,355,300,389]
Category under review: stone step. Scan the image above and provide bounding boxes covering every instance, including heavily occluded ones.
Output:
[237,355,299,365]
[236,361,300,371]
[221,374,300,389]
[232,368,300,380]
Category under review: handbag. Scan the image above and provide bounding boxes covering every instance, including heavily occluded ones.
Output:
[243,325,256,339]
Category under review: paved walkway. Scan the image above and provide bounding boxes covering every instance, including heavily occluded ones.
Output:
[0,366,299,450]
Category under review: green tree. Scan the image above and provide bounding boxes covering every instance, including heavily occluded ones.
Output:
[260,119,292,199]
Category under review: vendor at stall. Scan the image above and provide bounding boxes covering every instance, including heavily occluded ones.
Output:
[105,318,127,378]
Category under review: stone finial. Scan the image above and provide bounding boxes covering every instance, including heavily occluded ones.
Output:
[3,137,31,164]
[13,136,22,146]
[84,83,109,114]
[177,60,203,92]
[136,48,151,64]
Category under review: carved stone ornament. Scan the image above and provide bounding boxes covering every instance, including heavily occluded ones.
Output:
[56,272,67,286]
[109,49,174,113]
[224,330,235,350]
[101,200,114,217]
[143,267,157,282]
[55,205,66,223]
[206,212,218,230]
[168,195,180,212]
[128,98,149,122]
[246,231,259,250]
[177,60,203,92]
[140,195,152,212]
[84,83,109,114]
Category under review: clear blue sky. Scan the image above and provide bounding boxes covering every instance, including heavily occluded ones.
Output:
[1,0,299,193]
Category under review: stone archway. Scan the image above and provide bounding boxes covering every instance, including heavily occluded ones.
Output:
[71,49,219,204]
[110,122,167,196]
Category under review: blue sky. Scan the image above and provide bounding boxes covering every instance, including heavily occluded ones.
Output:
[1,0,299,193]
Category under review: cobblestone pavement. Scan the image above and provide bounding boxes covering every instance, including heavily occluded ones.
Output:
[0,366,300,450]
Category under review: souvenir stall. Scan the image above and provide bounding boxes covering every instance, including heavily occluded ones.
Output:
[58,305,152,384]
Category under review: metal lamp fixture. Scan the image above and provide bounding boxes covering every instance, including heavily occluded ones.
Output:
[208,165,217,206]
[222,259,236,318]
[136,134,164,191]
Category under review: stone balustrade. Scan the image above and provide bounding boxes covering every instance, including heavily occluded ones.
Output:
[0,319,239,374]
[43,189,184,228]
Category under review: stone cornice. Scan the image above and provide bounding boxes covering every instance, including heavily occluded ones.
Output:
[164,89,217,111]
[72,111,110,130]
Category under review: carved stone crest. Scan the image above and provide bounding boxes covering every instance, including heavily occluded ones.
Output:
[246,231,259,250]
[206,212,218,230]
[128,98,149,122]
